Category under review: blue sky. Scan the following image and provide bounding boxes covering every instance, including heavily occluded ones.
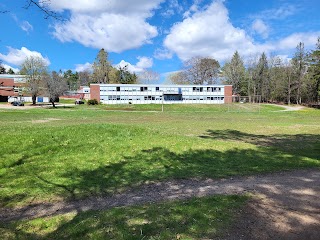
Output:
[0,0,319,79]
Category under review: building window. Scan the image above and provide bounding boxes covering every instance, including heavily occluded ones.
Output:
[156,87,159,91]
[116,87,120,91]
[193,87,203,92]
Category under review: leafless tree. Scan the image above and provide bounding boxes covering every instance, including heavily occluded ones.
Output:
[24,0,63,20]
[168,71,188,85]
[184,57,220,85]
[78,70,92,86]
[44,71,68,107]
[138,70,160,84]
[20,56,48,105]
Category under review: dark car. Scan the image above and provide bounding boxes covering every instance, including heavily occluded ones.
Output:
[11,101,24,106]
[75,99,85,105]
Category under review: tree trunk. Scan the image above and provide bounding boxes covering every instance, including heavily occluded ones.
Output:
[288,75,291,105]
[32,95,36,105]
[50,98,56,108]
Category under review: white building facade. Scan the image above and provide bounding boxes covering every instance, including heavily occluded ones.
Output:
[90,84,232,104]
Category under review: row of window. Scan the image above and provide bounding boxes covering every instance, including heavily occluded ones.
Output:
[100,87,222,92]
[101,96,225,101]
[193,87,221,92]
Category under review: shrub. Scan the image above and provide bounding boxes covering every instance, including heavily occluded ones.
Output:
[87,99,99,105]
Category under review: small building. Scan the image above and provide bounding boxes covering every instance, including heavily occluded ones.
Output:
[78,86,90,100]
[90,84,232,104]
[0,74,49,103]
[0,74,26,102]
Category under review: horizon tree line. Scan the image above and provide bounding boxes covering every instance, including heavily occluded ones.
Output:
[4,38,320,106]
[169,38,320,104]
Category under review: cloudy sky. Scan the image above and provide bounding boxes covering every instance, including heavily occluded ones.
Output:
[0,0,319,79]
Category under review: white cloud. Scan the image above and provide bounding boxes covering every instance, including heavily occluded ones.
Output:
[163,1,319,63]
[276,32,320,50]
[161,9,175,18]
[252,19,269,39]
[115,56,153,73]
[2,64,20,74]
[154,48,173,60]
[164,1,260,62]
[11,14,33,33]
[183,0,203,18]
[0,47,50,66]
[51,0,163,52]
[136,56,153,69]
[162,0,184,17]
[273,55,292,64]
[251,5,297,21]
[46,0,163,15]
[53,13,157,52]
[74,62,92,72]
[20,21,33,33]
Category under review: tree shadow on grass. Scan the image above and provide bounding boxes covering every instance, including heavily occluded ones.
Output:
[1,129,319,209]
[55,140,319,202]
[1,136,320,239]
[199,129,320,161]
[0,195,247,240]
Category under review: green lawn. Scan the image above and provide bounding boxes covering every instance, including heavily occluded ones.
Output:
[0,104,319,239]
[0,195,247,240]
[0,104,319,207]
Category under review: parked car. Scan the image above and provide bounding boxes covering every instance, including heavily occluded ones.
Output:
[11,101,24,106]
[75,99,85,105]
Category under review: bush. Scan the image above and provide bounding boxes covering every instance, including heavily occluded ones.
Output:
[87,99,99,105]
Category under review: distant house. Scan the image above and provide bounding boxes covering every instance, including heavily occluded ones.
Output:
[90,84,232,104]
[78,86,90,100]
[0,74,49,103]
[0,74,26,102]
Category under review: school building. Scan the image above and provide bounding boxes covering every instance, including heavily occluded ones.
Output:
[90,84,232,104]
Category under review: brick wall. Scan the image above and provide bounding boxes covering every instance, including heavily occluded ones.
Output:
[90,84,100,102]
[0,78,16,97]
[224,85,233,103]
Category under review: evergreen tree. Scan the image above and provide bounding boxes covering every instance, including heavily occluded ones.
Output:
[0,61,6,74]
[92,48,111,83]
[7,68,15,74]
[64,69,79,91]
[117,65,137,84]
[306,37,320,103]
[222,51,245,95]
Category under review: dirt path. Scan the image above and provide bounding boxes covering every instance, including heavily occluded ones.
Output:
[271,104,306,111]
[1,169,319,239]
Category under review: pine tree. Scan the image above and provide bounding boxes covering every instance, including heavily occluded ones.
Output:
[306,37,320,103]
[92,48,111,84]
[222,51,245,95]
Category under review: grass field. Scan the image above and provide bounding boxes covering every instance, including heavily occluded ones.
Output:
[0,195,247,240]
[0,103,319,239]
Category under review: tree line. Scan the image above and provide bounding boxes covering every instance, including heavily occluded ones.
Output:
[170,38,320,104]
[2,39,319,106]
[4,48,159,107]
[222,39,320,104]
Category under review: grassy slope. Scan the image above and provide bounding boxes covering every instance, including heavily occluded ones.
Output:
[0,105,319,207]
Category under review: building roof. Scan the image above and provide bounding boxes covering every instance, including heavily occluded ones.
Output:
[0,74,27,83]
[91,83,232,87]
